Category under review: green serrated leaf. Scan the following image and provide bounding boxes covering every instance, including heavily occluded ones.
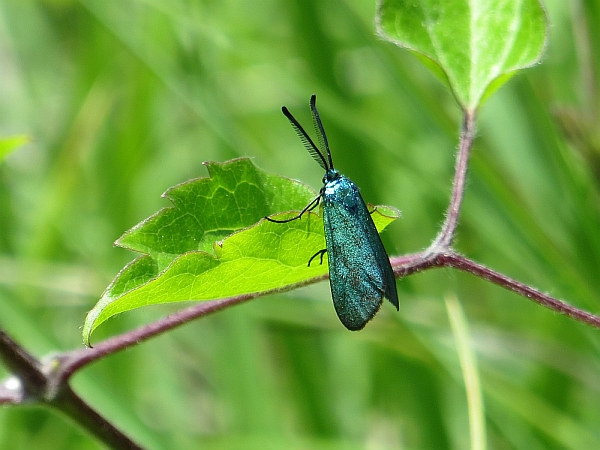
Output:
[83,157,401,344]
[117,157,315,270]
[377,0,547,110]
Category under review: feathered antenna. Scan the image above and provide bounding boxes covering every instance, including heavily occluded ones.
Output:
[281,95,331,171]
[309,94,334,170]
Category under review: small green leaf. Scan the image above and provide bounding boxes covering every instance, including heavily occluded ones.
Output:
[0,134,29,161]
[116,157,315,271]
[82,158,400,344]
[377,0,547,110]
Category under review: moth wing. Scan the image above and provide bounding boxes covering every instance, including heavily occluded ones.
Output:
[344,190,399,311]
[324,191,397,330]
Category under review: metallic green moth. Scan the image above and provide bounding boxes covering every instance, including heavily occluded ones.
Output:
[268,95,399,330]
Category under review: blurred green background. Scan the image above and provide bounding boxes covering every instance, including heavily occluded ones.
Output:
[1,0,600,448]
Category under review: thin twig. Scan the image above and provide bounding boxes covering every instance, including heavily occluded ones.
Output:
[59,272,329,381]
[428,110,476,252]
[60,296,255,379]
[392,250,600,329]
[439,252,600,328]
[53,386,143,450]
[0,328,142,449]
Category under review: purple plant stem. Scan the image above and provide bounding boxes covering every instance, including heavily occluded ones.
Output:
[59,273,329,381]
[429,110,476,251]
[0,327,142,449]
[439,252,600,328]
[53,385,143,450]
[391,250,600,329]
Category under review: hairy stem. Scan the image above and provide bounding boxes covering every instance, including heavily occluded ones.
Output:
[439,252,600,328]
[428,110,476,252]
[391,250,600,329]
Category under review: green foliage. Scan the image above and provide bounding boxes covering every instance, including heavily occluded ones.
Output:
[377,0,547,110]
[0,135,28,162]
[116,158,315,269]
[1,0,600,449]
[83,158,399,343]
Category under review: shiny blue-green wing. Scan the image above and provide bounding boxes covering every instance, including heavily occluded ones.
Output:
[323,185,398,330]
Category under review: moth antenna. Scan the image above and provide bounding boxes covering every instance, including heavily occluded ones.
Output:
[282,105,329,171]
[309,94,334,170]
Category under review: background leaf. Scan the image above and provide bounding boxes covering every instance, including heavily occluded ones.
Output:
[377,0,548,110]
[0,135,29,162]
[83,158,400,343]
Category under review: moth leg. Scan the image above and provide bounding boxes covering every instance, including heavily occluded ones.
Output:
[308,248,327,267]
[368,206,378,215]
[265,194,321,223]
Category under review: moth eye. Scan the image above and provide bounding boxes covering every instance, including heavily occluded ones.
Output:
[322,175,327,184]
